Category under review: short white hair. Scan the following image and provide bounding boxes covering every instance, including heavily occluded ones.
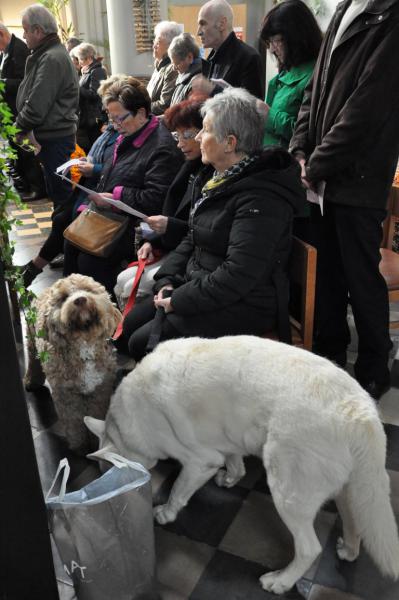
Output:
[154,21,182,46]
[0,23,10,34]
[201,88,265,154]
[22,4,58,35]
[201,0,234,30]
[168,33,200,62]
[75,42,97,61]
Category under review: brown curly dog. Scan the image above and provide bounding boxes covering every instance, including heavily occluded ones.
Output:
[24,274,122,453]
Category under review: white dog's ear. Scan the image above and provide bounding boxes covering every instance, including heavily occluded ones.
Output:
[84,416,105,438]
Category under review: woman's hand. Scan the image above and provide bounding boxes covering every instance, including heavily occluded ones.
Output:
[146,215,169,234]
[154,286,174,313]
[88,191,113,207]
[77,159,94,176]
[137,242,154,261]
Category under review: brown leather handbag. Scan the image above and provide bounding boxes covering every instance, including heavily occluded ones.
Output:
[63,205,130,257]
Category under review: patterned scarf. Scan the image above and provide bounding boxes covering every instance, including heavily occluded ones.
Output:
[197,154,259,207]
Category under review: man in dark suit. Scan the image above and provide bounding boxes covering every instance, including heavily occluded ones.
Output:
[0,22,45,200]
[192,0,264,99]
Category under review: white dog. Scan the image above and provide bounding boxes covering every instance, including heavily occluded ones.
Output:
[85,336,399,595]
[25,274,121,453]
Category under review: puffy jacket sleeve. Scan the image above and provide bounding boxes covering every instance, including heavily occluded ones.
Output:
[153,233,194,291]
[167,195,292,314]
[161,217,189,250]
[119,145,183,215]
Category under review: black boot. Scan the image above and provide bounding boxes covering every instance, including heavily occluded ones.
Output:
[20,261,43,287]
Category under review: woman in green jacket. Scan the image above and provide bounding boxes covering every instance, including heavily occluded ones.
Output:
[260,0,322,148]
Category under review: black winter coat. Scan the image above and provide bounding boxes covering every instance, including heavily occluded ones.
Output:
[154,148,305,337]
[0,34,29,116]
[97,118,184,217]
[203,32,264,99]
[78,59,107,128]
[290,0,399,209]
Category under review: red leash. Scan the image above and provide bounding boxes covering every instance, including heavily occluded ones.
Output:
[113,254,160,340]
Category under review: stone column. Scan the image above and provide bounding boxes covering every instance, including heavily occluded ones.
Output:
[105,0,152,76]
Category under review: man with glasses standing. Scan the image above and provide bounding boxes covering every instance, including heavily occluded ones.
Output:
[16,4,79,287]
[290,0,399,399]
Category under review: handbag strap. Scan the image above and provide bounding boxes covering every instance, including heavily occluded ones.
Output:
[45,458,70,502]
[113,251,161,340]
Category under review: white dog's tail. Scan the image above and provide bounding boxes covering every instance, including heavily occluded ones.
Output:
[348,416,399,579]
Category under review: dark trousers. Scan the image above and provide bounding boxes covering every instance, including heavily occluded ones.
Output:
[309,202,392,384]
[117,297,181,362]
[36,136,76,263]
[13,142,46,194]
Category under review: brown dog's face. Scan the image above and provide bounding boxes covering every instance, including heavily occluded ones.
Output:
[38,274,121,341]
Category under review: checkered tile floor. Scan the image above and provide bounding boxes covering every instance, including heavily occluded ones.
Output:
[15,198,399,600]
[10,201,53,239]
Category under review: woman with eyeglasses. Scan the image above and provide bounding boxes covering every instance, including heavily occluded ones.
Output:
[63,76,183,293]
[260,0,322,148]
[114,97,211,310]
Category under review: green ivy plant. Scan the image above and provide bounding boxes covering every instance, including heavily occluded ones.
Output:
[0,82,48,361]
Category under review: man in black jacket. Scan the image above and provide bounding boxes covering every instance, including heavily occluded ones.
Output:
[193,0,264,99]
[0,23,45,200]
[290,0,399,399]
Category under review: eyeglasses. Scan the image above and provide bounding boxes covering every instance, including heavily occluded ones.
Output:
[172,130,199,141]
[266,35,284,49]
[108,112,132,126]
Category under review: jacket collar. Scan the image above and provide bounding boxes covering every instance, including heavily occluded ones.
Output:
[27,33,61,63]
[176,59,202,85]
[83,58,103,74]
[155,55,171,70]
[208,31,237,63]
[278,61,315,85]
[113,115,159,163]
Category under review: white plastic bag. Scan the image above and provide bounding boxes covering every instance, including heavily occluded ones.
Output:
[46,454,157,600]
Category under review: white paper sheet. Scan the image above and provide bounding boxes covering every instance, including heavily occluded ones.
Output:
[56,158,85,174]
[55,172,148,219]
[306,181,325,215]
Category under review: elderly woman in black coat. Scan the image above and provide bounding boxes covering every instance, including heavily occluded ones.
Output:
[63,76,183,293]
[75,42,107,151]
[121,87,305,360]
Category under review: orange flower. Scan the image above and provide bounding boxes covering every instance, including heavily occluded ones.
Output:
[70,144,86,185]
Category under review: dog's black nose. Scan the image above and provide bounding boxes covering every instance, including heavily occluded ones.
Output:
[74,296,87,306]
